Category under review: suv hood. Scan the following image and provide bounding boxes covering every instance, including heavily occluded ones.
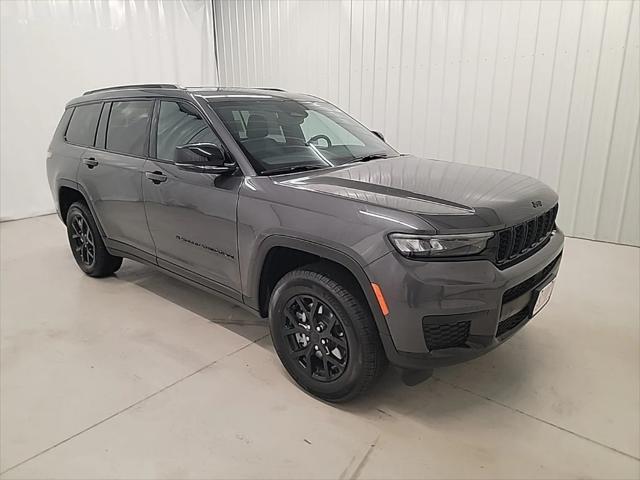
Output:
[278,155,558,231]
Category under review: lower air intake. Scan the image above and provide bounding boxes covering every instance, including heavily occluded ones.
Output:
[422,320,470,350]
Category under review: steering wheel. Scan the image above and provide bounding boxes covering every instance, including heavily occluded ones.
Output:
[307,134,332,148]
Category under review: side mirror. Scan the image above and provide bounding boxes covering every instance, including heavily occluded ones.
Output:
[371,131,385,142]
[175,143,236,174]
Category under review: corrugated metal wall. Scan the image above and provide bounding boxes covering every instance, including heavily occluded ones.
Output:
[1,0,216,221]
[215,0,639,246]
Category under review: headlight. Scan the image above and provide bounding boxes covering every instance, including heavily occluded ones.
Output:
[389,232,494,258]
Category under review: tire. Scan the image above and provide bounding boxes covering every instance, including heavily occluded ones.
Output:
[269,265,387,402]
[66,201,122,277]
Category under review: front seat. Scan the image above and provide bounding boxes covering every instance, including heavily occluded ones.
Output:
[242,114,280,156]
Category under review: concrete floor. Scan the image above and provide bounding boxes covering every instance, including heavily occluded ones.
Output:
[0,214,638,479]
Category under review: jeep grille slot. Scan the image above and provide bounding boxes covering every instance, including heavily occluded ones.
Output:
[496,309,528,337]
[496,204,558,265]
[502,253,561,304]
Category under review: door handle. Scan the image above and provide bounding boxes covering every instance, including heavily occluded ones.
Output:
[145,171,168,184]
[82,157,98,168]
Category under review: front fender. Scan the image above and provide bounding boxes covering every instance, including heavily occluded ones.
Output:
[243,234,372,309]
[242,234,398,356]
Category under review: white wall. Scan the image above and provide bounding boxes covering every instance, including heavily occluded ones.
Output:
[0,0,216,221]
[215,0,640,246]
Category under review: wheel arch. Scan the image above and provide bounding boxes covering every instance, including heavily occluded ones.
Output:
[248,236,394,347]
[58,185,85,222]
[56,180,107,238]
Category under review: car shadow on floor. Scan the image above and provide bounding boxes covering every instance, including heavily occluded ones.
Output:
[114,259,538,416]
[114,260,268,338]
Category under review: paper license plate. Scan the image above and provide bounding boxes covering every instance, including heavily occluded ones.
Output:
[532,280,554,316]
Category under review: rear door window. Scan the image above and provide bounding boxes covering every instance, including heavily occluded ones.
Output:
[106,100,153,156]
[65,103,102,147]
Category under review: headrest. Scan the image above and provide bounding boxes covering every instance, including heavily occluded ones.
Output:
[246,114,268,139]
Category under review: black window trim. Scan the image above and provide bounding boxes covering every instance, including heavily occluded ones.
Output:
[95,102,111,150]
[94,102,109,148]
[62,106,76,143]
[58,108,75,144]
[63,101,103,148]
[63,96,154,160]
[149,99,160,160]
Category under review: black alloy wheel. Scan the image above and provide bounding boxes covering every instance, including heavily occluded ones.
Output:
[69,212,96,267]
[65,201,123,277]
[282,294,349,382]
[269,266,387,402]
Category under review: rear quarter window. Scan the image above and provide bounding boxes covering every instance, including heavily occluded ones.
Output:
[65,103,102,146]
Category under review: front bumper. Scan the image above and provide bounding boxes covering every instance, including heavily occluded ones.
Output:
[366,230,564,370]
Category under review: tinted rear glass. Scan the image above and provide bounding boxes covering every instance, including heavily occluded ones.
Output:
[106,101,153,156]
[65,103,102,146]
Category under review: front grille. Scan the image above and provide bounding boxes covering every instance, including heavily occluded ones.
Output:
[423,321,470,350]
[496,309,528,337]
[497,204,558,265]
[502,253,561,304]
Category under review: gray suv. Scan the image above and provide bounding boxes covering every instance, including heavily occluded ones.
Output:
[47,84,563,401]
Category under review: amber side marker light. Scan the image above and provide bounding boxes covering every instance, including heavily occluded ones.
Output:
[371,283,389,316]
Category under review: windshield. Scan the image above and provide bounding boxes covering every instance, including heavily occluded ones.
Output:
[208,98,397,175]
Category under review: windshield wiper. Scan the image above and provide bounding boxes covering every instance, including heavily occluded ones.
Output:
[351,153,390,163]
[260,164,325,176]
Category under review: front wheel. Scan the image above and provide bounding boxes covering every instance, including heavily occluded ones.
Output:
[269,266,386,402]
[66,202,122,277]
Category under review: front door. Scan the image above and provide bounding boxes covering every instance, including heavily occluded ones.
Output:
[142,99,242,299]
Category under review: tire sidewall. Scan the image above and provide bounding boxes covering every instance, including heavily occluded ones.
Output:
[66,204,96,274]
[65,202,121,277]
[269,272,368,400]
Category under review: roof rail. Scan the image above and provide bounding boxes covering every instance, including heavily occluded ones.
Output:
[83,84,181,96]
[258,87,286,92]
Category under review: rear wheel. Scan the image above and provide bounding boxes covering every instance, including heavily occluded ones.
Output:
[66,202,122,277]
[269,265,386,402]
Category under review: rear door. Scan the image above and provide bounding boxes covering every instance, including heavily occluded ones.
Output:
[77,100,156,260]
[142,99,242,298]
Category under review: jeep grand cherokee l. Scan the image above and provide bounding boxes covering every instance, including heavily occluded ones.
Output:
[47,84,563,401]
